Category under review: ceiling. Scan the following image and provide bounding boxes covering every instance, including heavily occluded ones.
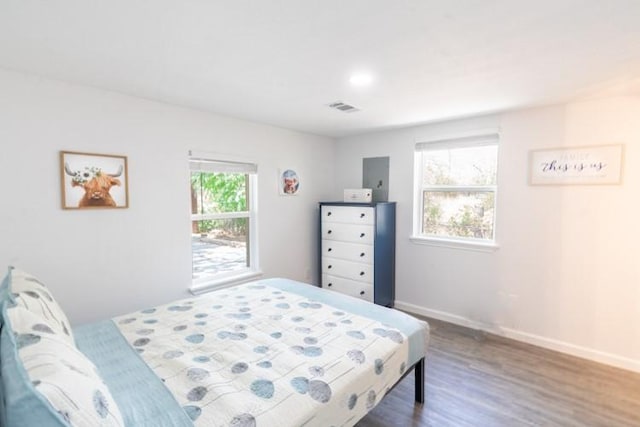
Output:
[2,0,640,138]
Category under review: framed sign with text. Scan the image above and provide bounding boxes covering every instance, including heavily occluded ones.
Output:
[529,145,624,185]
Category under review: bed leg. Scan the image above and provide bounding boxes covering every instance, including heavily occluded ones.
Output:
[414,357,425,403]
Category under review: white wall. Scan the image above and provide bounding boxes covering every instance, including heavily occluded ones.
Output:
[3,67,638,372]
[335,96,640,372]
[0,69,335,324]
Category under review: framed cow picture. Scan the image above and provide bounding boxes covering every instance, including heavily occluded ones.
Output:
[60,151,129,209]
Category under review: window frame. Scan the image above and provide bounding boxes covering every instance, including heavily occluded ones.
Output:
[412,132,500,251]
[188,152,261,293]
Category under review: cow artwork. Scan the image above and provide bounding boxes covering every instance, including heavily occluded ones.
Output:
[64,163,124,207]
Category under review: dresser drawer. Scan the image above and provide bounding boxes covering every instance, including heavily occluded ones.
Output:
[321,223,374,245]
[321,240,373,264]
[322,274,374,302]
[321,257,373,283]
[321,206,374,225]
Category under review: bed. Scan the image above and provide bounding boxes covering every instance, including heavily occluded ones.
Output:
[0,267,429,427]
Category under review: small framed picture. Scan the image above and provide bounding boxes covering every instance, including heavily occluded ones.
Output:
[60,151,129,209]
[278,169,300,195]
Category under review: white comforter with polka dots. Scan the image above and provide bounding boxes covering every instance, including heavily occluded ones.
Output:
[114,279,412,427]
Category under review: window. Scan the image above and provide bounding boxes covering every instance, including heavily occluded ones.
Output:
[413,132,499,247]
[189,155,259,290]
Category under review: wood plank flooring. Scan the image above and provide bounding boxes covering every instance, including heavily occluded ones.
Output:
[357,317,640,427]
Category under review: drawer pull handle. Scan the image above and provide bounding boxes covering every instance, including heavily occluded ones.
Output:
[360,291,365,296]
[360,233,365,238]
[327,212,332,216]
[328,248,332,252]
[328,265,332,269]
[360,213,365,218]
[360,252,365,257]
[328,283,333,287]
[327,230,332,234]
[359,271,365,276]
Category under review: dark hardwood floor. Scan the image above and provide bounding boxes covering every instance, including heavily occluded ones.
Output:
[357,317,640,427]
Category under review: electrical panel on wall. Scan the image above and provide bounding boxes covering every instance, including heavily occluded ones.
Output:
[363,156,389,202]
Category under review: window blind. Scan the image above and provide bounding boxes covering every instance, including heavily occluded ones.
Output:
[189,158,257,174]
[415,132,499,151]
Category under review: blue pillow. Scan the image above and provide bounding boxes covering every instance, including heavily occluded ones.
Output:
[0,266,11,307]
[0,301,70,427]
[0,269,124,427]
[0,268,9,425]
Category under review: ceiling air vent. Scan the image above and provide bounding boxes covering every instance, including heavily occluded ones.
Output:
[327,101,360,113]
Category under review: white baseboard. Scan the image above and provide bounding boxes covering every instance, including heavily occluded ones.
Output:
[395,300,640,374]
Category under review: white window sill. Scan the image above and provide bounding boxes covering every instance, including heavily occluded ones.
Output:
[409,236,499,252]
[189,270,263,295]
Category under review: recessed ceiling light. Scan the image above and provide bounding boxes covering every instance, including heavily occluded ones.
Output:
[349,73,373,86]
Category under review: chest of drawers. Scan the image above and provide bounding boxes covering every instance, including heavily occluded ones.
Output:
[318,202,396,307]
